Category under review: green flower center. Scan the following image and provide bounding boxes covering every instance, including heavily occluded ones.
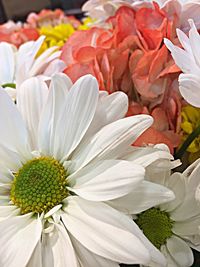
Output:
[10,157,69,215]
[135,208,173,249]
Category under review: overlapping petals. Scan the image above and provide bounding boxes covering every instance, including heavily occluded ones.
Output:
[0,74,174,266]
[61,4,182,151]
[165,19,200,107]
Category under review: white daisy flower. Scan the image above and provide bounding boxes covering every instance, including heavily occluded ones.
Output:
[164,19,200,108]
[128,145,200,267]
[0,35,65,99]
[0,73,172,266]
[82,0,137,25]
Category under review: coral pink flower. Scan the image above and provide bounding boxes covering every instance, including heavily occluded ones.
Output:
[27,9,81,28]
[128,88,182,153]
[0,21,39,47]
[61,4,182,151]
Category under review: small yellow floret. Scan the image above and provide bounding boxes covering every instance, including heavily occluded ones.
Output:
[180,105,200,157]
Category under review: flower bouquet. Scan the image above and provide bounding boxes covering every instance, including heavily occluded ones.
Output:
[0,1,200,267]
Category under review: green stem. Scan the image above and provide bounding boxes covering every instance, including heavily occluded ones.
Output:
[2,83,16,89]
[175,124,200,159]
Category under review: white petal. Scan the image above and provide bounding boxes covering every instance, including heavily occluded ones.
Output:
[0,42,15,84]
[0,183,10,196]
[39,75,99,160]
[160,173,185,213]
[0,144,23,171]
[108,181,175,214]
[188,19,200,68]
[170,195,199,221]
[0,89,30,158]
[122,145,173,168]
[29,46,59,76]
[38,73,72,155]
[179,73,200,107]
[19,36,45,63]
[164,38,199,74]
[176,28,191,54]
[56,75,99,160]
[16,36,45,85]
[26,242,42,267]
[0,214,42,267]
[42,223,78,267]
[62,196,150,265]
[71,235,119,267]
[184,158,200,191]
[0,166,13,183]
[0,205,19,219]
[49,73,72,93]
[173,216,200,237]
[166,236,194,267]
[68,160,145,201]
[160,245,179,267]
[84,91,128,139]
[17,77,48,149]
[70,115,153,172]
[4,87,16,100]
[169,166,200,221]
[101,91,128,122]
[42,59,66,76]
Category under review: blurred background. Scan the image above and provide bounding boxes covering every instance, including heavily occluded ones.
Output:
[0,0,86,23]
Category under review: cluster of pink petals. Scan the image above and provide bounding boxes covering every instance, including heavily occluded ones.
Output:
[0,20,39,47]
[61,3,182,152]
[0,9,81,48]
[27,9,81,28]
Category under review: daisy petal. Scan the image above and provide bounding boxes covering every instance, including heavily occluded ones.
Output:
[39,75,99,160]
[42,223,78,267]
[71,115,153,172]
[71,235,119,267]
[16,36,45,85]
[0,42,15,84]
[101,91,128,123]
[122,145,173,167]
[0,89,30,157]
[188,19,200,68]
[0,214,42,267]
[68,160,145,201]
[55,74,99,160]
[0,144,22,171]
[160,245,179,266]
[38,73,72,155]
[160,173,185,213]
[84,91,128,139]
[176,29,191,54]
[62,196,150,265]
[17,77,48,149]
[179,73,200,107]
[43,59,66,76]
[29,46,59,76]
[0,206,19,219]
[166,236,194,267]
[164,38,199,74]
[108,181,175,214]
[26,242,42,267]
[173,216,200,237]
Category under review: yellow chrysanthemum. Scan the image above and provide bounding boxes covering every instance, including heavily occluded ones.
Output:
[37,23,75,55]
[181,105,200,162]
[37,18,93,55]
[78,17,95,30]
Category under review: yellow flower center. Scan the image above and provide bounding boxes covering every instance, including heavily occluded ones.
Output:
[10,157,69,215]
[180,105,200,161]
